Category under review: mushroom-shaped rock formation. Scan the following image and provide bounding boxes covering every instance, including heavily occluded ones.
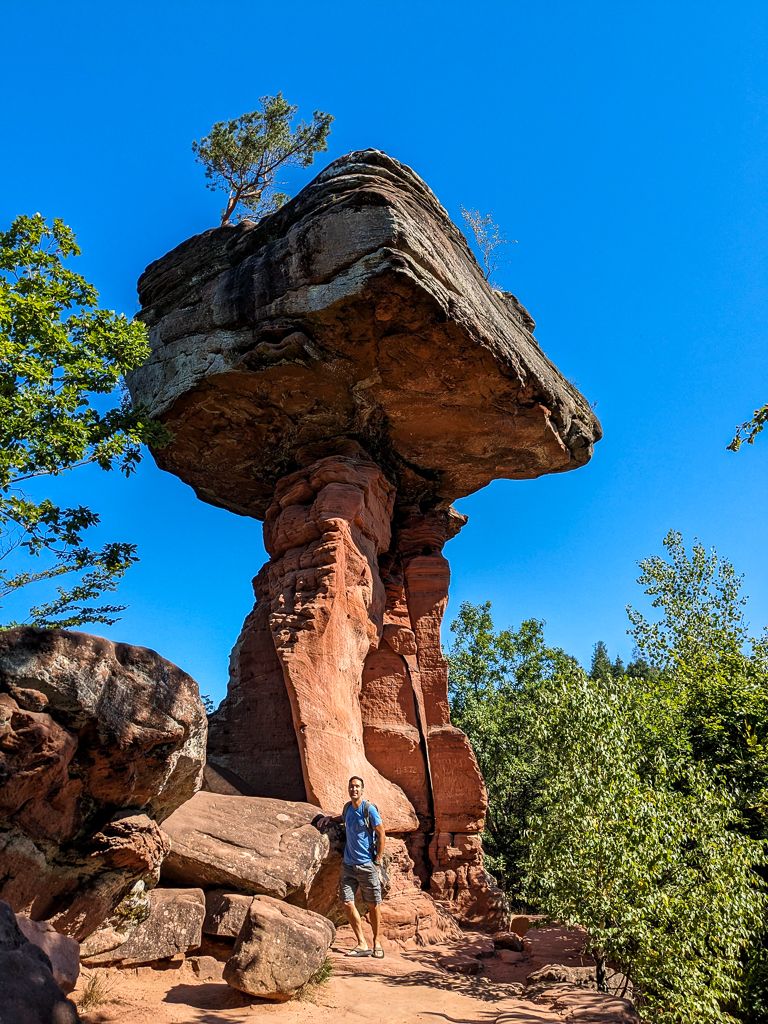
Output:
[129,149,601,922]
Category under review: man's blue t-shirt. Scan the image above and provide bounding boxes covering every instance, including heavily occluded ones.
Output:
[343,800,382,866]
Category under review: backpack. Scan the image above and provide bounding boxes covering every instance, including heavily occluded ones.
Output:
[341,800,391,895]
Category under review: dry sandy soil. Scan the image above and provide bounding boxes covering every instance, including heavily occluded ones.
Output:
[73,922,616,1024]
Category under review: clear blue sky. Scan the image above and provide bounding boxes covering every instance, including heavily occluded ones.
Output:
[2,1,766,701]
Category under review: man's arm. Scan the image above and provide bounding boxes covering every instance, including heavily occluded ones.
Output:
[315,812,343,829]
[374,823,386,863]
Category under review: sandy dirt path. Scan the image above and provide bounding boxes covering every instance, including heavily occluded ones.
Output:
[75,924,594,1024]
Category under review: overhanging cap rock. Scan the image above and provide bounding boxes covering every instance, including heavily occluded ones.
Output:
[129,149,601,518]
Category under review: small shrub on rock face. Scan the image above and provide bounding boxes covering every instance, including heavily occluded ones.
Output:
[192,93,333,226]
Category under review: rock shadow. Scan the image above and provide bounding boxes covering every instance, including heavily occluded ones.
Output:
[164,982,252,1010]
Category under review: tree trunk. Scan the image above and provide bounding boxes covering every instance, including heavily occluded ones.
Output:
[595,953,607,992]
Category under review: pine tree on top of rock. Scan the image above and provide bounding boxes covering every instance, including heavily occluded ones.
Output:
[192,93,333,226]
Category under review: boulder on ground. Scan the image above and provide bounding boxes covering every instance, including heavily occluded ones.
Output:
[16,916,80,993]
[81,888,204,966]
[494,930,528,952]
[161,792,329,899]
[223,895,335,1001]
[0,901,80,1023]
[0,628,206,939]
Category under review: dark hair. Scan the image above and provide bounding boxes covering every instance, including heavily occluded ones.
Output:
[348,775,365,788]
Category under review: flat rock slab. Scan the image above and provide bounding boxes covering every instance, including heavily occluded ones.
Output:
[530,985,639,1024]
[224,895,335,1000]
[81,888,204,966]
[130,149,601,518]
[161,791,329,899]
[439,952,483,975]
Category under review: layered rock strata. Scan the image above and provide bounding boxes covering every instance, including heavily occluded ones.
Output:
[129,149,601,924]
[0,628,206,939]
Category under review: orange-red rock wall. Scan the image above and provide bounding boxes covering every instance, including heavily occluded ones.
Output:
[208,454,507,926]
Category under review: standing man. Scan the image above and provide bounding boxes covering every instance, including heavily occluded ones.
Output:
[319,776,386,957]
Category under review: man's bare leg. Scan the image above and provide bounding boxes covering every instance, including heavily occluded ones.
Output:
[343,901,369,950]
[370,903,382,952]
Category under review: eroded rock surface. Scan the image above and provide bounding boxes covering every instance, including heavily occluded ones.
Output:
[16,916,80,993]
[130,149,600,516]
[0,628,206,939]
[81,888,205,966]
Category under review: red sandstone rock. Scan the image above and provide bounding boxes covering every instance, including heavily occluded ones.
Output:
[160,791,329,900]
[223,895,335,1001]
[203,891,253,938]
[129,150,601,933]
[0,901,80,1023]
[129,150,600,517]
[438,952,482,975]
[209,454,418,832]
[529,985,639,1024]
[0,628,205,940]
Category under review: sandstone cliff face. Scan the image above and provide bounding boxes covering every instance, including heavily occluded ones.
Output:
[129,149,601,926]
[0,629,206,939]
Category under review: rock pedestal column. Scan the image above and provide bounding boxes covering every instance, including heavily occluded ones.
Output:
[209,454,506,924]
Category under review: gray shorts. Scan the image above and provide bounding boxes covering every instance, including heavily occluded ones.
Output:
[339,861,382,906]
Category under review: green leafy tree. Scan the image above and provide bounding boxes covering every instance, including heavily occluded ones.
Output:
[523,666,765,1023]
[0,214,155,628]
[628,531,768,1021]
[193,93,333,226]
[450,530,768,1021]
[589,639,613,679]
[448,601,570,892]
[628,531,768,836]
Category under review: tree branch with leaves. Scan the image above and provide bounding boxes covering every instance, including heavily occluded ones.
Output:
[728,403,767,451]
[0,214,159,628]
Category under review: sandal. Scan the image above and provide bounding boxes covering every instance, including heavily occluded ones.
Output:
[346,947,372,957]
[372,946,385,959]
